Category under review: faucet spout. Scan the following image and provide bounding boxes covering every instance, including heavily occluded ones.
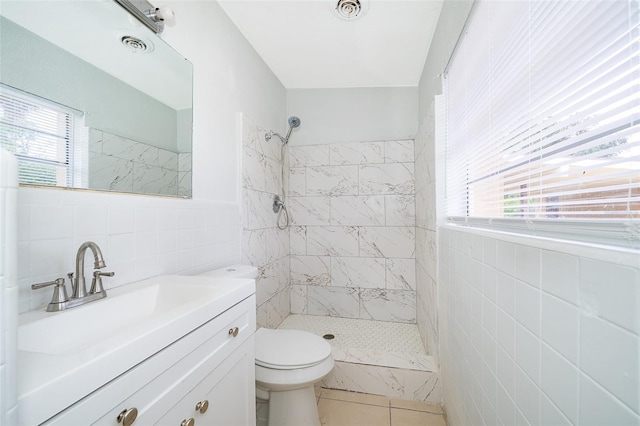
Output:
[73,241,106,298]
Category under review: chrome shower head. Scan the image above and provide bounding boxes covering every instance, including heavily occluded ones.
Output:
[282,116,301,144]
[265,116,302,144]
[288,116,301,128]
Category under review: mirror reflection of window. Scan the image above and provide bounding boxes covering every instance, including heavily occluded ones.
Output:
[0,1,193,198]
[0,84,88,189]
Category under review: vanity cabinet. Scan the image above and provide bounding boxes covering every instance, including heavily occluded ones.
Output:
[43,295,256,426]
[157,339,254,426]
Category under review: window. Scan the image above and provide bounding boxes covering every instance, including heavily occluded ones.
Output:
[0,84,87,188]
[444,0,639,247]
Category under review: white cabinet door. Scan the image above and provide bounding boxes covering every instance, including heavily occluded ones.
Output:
[43,296,255,426]
[157,337,255,426]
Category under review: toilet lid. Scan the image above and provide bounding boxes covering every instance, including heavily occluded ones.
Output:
[255,328,332,369]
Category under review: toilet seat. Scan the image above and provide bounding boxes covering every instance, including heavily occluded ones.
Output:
[255,328,332,370]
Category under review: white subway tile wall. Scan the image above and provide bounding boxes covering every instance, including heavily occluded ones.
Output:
[17,187,240,313]
[241,114,291,328]
[439,226,640,426]
[289,139,416,324]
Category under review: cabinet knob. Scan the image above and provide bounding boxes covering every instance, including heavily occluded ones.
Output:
[181,418,195,426]
[228,327,239,337]
[116,407,138,426]
[195,399,209,414]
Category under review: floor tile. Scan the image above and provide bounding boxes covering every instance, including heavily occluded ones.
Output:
[321,388,389,407]
[390,408,447,426]
[318,398,391,426]
[390,398,443,414]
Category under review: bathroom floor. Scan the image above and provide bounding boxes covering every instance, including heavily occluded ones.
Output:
[316,388,447,426]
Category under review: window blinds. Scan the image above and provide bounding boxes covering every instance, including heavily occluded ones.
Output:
[0,84,83,188]
[445,0,639,224]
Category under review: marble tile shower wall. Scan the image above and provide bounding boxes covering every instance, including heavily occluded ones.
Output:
[414,101,438,357]
[288,140,417,323]
[439,226,640,426]
[240,114,290,329]
[17,187,240,313]
[89,129,192,197]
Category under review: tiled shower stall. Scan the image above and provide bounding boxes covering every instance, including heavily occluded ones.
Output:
[240,112,442,403]
[287,139,416,323]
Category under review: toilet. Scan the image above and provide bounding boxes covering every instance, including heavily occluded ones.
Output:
[201,265,335,426]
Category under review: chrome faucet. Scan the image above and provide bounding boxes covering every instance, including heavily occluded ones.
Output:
[73,241,107,298]
[31,241,114,312]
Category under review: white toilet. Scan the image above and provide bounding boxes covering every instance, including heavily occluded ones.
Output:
[202,265,334,426]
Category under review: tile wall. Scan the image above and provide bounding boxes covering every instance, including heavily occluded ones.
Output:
[17,187,240,313]
[89,129,192,197]
[288,140,417,323]
[0,149,18,424]
[438,225,640,426]
[240,114,290,328]
[415,100,439,357]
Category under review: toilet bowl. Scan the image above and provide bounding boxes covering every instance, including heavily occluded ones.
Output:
[201,265,334,426]
[255,328,334,426]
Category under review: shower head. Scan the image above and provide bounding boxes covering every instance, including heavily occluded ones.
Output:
[283,116,301,143]
[265,116,302,145]
[288,116,301,129]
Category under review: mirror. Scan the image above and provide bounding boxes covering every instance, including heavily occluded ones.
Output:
[0,0,193,197]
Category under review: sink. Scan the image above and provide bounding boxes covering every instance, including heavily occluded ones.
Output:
[19,281,216,355]
[18,274,255,426]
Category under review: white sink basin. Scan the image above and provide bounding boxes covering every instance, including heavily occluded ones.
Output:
[20,281,216,355]
[18,274,255,426]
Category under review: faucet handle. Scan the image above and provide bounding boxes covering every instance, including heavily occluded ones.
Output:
[90,271,114,294]
[31,277,65,290]
[31,278,69,305]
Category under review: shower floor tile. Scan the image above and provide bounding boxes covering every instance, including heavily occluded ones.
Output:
[278,314,435,372]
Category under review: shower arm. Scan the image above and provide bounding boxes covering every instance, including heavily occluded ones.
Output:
[265,126,294,145]
[265,116,300,145]
[265,130,288,145]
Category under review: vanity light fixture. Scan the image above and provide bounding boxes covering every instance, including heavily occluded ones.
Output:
[144,6,176,33]
[113,0,175,34]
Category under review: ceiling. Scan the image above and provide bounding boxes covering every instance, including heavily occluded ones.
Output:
[217,0,444,89]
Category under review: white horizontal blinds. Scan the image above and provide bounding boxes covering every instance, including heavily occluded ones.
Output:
[0,85,77,187]
[445,0,640,220]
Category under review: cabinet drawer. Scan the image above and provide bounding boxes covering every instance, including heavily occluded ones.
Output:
[44,295,255,426]
[158,338,255,426]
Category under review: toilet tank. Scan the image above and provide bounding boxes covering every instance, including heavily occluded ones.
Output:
[200,264,258,279]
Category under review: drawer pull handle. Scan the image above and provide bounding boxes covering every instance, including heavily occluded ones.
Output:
[116,407,138,426]
[229,327,239,337]
[181,418,195,426]
[195,399,209,414]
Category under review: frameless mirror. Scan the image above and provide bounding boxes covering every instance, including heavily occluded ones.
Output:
[0,0,193,197]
